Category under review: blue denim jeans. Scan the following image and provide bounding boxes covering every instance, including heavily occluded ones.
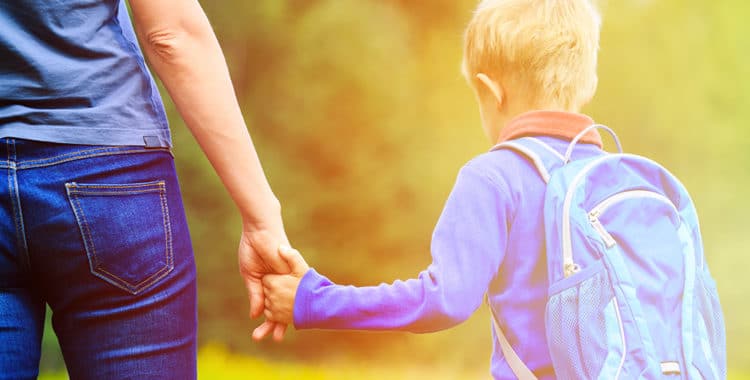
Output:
[0,139,197,379]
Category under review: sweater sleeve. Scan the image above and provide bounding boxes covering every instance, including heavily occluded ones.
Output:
[293,163,513,332]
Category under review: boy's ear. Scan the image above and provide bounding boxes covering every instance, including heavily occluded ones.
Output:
[476,73,504,110]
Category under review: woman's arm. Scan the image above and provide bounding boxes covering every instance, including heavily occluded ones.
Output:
[127,0,289,340]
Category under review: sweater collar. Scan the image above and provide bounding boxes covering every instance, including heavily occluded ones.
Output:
[497,110,602,148]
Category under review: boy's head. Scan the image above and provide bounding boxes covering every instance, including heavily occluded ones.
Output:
[462,0,602,142]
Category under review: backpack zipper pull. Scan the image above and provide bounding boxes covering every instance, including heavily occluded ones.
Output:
[564,263,581,277]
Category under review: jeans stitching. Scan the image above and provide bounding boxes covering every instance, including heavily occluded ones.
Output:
[67,182,174,295]
[68,181,167,197]
[17,147,171,170]
[114,184,174,292]
[161,184,174,271]
[21,146,119,164]
[71,186,171,294]
[7,139,30,270]
[68,181,165,190]
[69,189,163,196]
[70,193,102,276]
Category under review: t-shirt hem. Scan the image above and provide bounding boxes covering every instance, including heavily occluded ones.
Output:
[0,124,172,148]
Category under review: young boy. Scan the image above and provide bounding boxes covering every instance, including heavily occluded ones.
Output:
[261,1,604,378]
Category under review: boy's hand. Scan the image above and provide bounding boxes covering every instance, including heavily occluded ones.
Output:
[262,274,302,325]
[258,245,310,326]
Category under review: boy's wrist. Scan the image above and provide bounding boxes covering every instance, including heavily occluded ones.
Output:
[292,268,315,328]
[292,268,333,329]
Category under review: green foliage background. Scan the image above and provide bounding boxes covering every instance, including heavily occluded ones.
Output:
[41,0,750,377]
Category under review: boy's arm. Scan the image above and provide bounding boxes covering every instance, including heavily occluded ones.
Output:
[282,163,513,332]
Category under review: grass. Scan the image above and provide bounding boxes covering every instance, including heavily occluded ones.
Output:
[39,343,489,380]
[38,343,750,379]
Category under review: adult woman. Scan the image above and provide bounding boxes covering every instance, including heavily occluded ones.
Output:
[0,0,284,378]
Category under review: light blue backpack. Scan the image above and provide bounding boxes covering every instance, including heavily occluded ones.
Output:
[489,125,726,379]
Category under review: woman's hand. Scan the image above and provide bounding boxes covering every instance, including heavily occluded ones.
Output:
[259,246,310,326]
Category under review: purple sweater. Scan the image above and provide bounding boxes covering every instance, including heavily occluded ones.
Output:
[294,134,604,379]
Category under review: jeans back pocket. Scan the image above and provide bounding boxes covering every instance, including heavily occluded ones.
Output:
[66,180,174,295]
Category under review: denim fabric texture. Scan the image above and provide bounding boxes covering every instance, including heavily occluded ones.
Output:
[0,138,197,379]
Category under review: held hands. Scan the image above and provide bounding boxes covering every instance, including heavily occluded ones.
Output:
[238,223,291,342]
[257,245,310,327]
[238,216,309,341]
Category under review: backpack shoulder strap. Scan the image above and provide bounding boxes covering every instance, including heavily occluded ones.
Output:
[487,138,558,378]
[487,297,538,380]
[490,137,565,183]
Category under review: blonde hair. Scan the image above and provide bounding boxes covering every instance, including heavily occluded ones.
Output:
[462,0,601,109]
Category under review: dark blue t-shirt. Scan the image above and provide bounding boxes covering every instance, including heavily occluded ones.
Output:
[0,0,171,147]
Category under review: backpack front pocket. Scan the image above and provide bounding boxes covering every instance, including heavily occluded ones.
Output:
[546,261,625,379]
[66,180,174,295]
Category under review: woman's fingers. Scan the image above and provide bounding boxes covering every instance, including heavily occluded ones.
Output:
[245,277,264,319]
[252,320,275,341]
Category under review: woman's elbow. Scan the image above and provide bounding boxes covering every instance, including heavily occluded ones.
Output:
[142,19,214,66]
[144,28,188,64]
[131,0,216,66]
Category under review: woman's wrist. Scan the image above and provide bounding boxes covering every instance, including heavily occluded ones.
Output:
[240,198,286,242]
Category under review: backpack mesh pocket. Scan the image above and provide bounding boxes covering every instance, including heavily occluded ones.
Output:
[692,272,727,379]
[546,263,619,379]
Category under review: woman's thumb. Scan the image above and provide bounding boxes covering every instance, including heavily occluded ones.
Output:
[278,245,309,275]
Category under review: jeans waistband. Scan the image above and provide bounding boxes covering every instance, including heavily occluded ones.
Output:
[0,138,172,170]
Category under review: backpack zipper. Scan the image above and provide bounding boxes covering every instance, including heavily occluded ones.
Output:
[562,155,616,277]
[587,190,676,249]
[589,213,617,248]
[561,154,678,278]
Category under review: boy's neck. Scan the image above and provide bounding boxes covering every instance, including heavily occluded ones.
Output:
[497,109,602,147]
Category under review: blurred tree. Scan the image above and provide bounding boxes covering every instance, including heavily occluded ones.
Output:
[166,0,750,371]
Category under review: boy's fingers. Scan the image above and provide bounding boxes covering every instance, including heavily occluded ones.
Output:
[273,323,288,342]
[262,274,284,289]
[264,309,273,320]
[252,320,275,341]
[278,245,309,275]
[261,275,272,288]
